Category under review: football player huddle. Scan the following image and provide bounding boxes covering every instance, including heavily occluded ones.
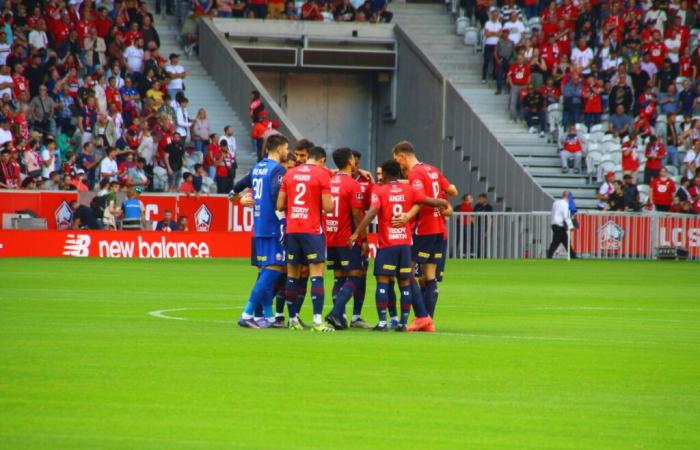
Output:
[231,135,457,332]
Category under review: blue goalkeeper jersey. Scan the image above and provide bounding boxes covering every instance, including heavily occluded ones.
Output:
[250,158,286,238]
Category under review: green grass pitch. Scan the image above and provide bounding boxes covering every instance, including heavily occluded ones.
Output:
[1,258,698,449]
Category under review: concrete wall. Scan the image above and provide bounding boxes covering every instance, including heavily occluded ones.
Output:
[197,18,303,144]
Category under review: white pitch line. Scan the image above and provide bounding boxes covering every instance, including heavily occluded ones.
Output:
[537,306,700,313]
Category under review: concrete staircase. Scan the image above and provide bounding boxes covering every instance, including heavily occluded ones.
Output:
[149,7,257,178]
[392,3,598,209]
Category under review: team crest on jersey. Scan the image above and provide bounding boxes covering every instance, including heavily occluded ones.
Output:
[355,192,363,201]
[55,201,73,230]
[195,204,212,231]
[598,221,624,251]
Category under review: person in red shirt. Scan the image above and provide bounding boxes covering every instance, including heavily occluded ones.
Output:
[507,54,531,122]
[582,75,603,131]
[645,30,667,68]
[324,148,366,329]
[650,167,676,212]
[393,140,457,325]
[178,172,197,195]
[301,0,323,21]
[94,7,113,39]
[556,0,578,31]
[644,135,667,184]
[622,133,641,179]
[105,77,122,112]
[678,47,694,79]
[559,123,584,173]
[11,64,29,102]
[350,159,447,332]
[454,193,474,256]
[277,146,333,332]
[540,34,562,71]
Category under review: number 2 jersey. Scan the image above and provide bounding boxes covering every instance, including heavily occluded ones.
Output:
[371,180,426,248]
[326,172,364,247]
[408,163,452,236]
[280,163,331,234]
[250,158,287,238]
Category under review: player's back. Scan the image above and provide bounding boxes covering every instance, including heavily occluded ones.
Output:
[283,163,331,234]
[373,181,424,248]
[327,173,363,247]
[409,163,451,236]
[251,158,286,238]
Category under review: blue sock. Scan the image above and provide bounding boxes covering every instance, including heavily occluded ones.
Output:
[387,280,397,318]
[253,304,263,318]
[332,276,360,318]
[375,282,389,323]
[424,279,438,318]
[285,277,299,318]
[244,268,281,318]
[310,276,325,316]
[294,277,308,315]
[332,276,346,303]
[399,285,412,325]
[352,273,366,317]
[410,277,429,318]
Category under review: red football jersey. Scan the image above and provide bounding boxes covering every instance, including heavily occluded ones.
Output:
[371,181,425,248]
[651,177,676,206]
[408,163,451,236]
[508,63,531,85]
[281,163,331,234]
[326,173,364,247]
[355,173,374,211]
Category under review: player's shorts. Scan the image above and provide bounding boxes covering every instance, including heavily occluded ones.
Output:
[436,238,447,282]
[374,245,413,279]
[286,233,326,265]
[327,245,363,271]
[412,233,444,264]
[253,236,286,267]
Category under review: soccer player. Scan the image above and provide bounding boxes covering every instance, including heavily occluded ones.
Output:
[277,146,335,332]
[237,134,290,328]
[392,141,458,323]
[350,160,448,332]
[324,148,366,330]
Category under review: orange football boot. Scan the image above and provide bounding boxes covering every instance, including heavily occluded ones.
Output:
[407,316,433,332]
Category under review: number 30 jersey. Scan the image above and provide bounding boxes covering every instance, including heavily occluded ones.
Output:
[250,158,287,238]
[280,163,331,234]
[371,181,425,248]
[408,163,452,236]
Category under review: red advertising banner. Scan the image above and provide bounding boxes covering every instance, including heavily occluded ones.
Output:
[0,191,79,229]
[0,230,251,258]
[140,195,178,224]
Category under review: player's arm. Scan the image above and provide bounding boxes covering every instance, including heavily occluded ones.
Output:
[320,173,333,213]
[440,172,458,197]
[351,207,366,239]
[229,171,252,201]
[441,201,454,217]
[276,191,287,211]
[392,203,422,227]
[321,193,333,213]
[350,207,377,243]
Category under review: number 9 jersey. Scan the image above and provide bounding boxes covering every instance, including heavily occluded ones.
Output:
[250,158,287,238]
[408,162,452,236]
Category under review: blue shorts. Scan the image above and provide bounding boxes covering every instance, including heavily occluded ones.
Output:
[436,238,447,282]
[327,245,363,271]
[249,236,256,267]
[374,245,413,279]
[254,236,286,267]
[286,233,326,265]
[412,233,444,264]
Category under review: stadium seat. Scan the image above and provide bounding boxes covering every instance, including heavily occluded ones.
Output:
[588,131,605,144]
[609,150,622,165]
[586,143,600,154]
[456,16,469,35]
[598,160,617,182]
[638,184,650,196]
[600,134,616,144]
[590,124,604,133]
[667,166,679,177]
[586,150,603,179]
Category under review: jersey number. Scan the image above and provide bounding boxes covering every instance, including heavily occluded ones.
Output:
[252,178,263,200]
[293,183,306,205]
[432,181,440,198]
[330,196,340,217]
[392,204,403,216]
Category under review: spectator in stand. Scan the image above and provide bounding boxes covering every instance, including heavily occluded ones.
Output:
[156,209,179,231]
[621,133,641,180]
[562,71,583,127]
[454,193,474,256]
[507,53,531,123]
[597,171,616,210]
[682,141,700,180]
[127,157,150,189]
[582,74,603,131]
[678,79,696,117]
[165,53,186,100]
[559,123,584,174]
[609,104,633,139]
[103,181,122,230]
[522,84,546,137]
[29,85,56,136]
[608,180,626,211]
[503,12,525,46]
[100,147,119,182]
[334,0,356,22]
[179,172,197,195]
[174,96,192,141]
[644,135,667,184]
[656,112,680,169]
[482,9,502,84]
[622,174,641,212]
[70,200,101,230]
[220,126,238,180]
[165,132,186,192]
[494,30,514,96]
[178,216,189,231]
[608,74,634,115]
[650,167,676,212]
[192,108,211,156]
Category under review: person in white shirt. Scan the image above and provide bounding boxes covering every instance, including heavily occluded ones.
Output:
[663,35,681,64]
[174,97,191,140]
[0,64,12,99]
[28,20,48,50]
[644,1,667,35]
[0,118,12,145]
[164,53,187,100]
[482,9,502,83]
[502,12,525,46]
[682,142,699,179]
[571,38,594,75]
[0,32,11,66]
[40,141,57,179]
[547,191,576,258]
[100,147,119,181]
[123,38,145,76]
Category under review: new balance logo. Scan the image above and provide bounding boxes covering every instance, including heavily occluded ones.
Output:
[63,234,91,257]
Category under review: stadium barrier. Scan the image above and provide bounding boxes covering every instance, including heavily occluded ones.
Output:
[447,212,700,260]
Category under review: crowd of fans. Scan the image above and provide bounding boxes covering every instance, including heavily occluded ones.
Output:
[474,0,700,214]
[0,0,247,201]
[187,0,392,22]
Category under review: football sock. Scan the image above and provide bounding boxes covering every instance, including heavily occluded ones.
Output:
[332,276,346,303]
[332,276,360,318]
[423,278,438,318]
[410,277,429,318]
[285,277,299,319]
[387,280,397,318]
[399,285,413,325]
[274,278,286,317]
[294,276,309,316]
[253,304,263,319]
[352,273,366,318]
[245,269,281,319]
[310,276,325,316]
[375,282,389,323]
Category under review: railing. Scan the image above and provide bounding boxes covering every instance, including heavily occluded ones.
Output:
[447,212,700,260]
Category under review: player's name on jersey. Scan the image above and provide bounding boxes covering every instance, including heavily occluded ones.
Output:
[290,206,310,220]
[387,227,408,240]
